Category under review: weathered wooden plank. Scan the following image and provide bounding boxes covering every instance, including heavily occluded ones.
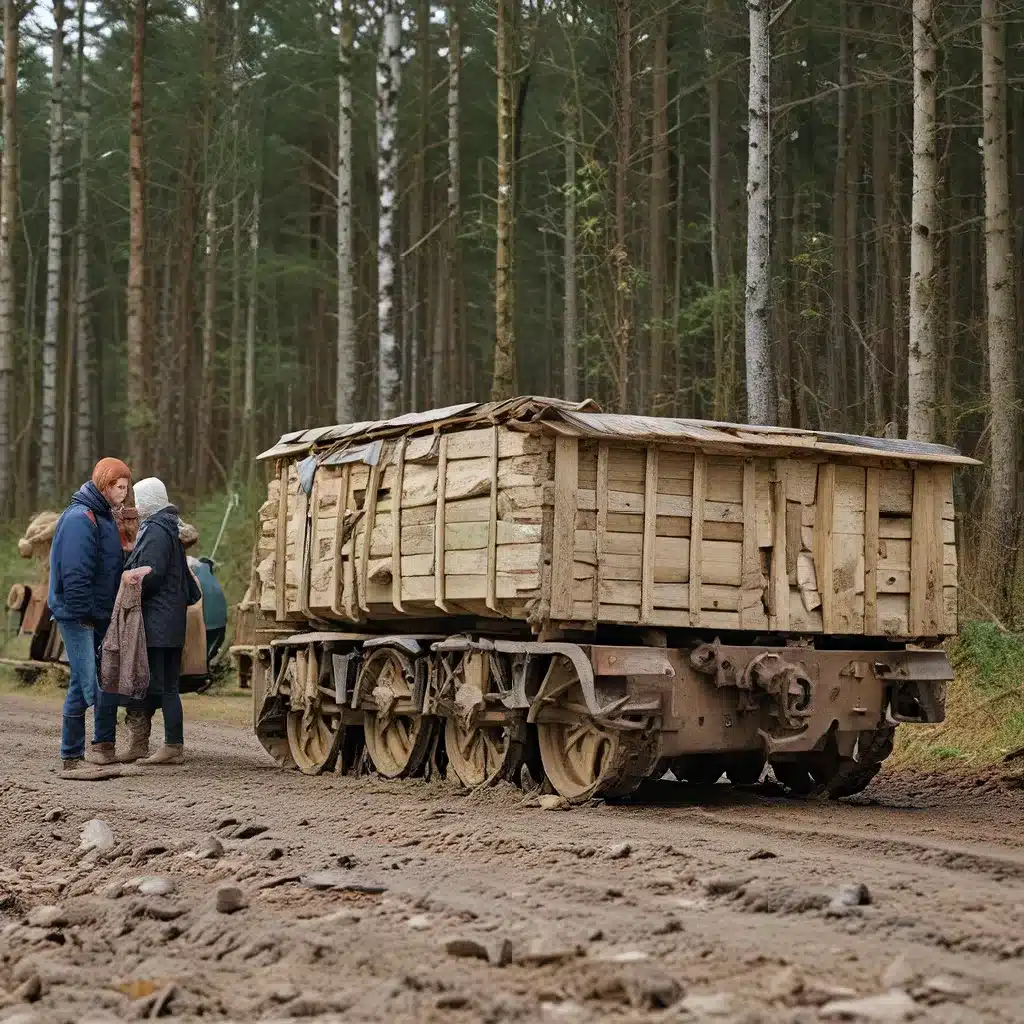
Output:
[486,426,500,612]
[769,462,790,630]
[391,437,407,614]
[740,458,759,629]
[910,467,943,635]
[689,453,706,627]
[593,442,609,622]
[815,463,836,632]
[299,476,314,619]
[864,468,879,634]
[274,462,289,621]
[358,458,383,614]
[641,446,659,621]
[550,436,579,619]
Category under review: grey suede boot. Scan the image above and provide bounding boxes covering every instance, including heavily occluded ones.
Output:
[117,711,152,763]
[86,742,117,765]
[137,744,184,766]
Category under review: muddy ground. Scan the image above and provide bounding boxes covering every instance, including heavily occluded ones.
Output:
[2,692,1024,1024]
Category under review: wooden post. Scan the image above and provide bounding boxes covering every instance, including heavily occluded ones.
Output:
[434,433,450,612]
[391,437,406,612]
[550,436,579,620]
[688,453,707,627]
[331,465,352,619]
[769,461,790,631]
[592,441,609,622]
[740,457,759,628]
[815,463,836,632]
[274,462,288,621]
[640,445,659,621]
[486,425,500,612]
[359,457,383,613]
[863,467,879,634]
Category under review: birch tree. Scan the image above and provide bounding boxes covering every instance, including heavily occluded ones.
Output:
[907,0,937,441]
[743,0,774,425]
[376,0,401,419]
[0,0,22,514]
[39,1,67,502]
[336,0,355,422]
[126,0,149,470]
[980,0,1017,604]
[73,0,94,479]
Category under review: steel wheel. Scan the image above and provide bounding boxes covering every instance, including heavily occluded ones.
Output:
[361,648,435,779]
[287,703,343,775]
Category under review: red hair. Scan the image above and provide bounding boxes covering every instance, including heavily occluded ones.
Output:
[92,458,132,492]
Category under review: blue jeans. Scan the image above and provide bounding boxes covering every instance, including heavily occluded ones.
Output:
[58,620,117,760]
[130,647,184,746]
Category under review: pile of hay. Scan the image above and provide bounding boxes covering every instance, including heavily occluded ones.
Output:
[18,511,60,559]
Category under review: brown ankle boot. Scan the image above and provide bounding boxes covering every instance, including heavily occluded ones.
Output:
[86,742,117,765]
[117,711,152,763]
[138,744,184,766]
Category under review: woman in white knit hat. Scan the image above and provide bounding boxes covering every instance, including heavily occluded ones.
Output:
[118,477,201,764]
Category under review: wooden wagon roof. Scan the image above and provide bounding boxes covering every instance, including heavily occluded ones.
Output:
[257,397,980,467]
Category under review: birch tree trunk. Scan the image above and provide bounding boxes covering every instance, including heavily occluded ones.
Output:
[562,102,578,402]
[744,0,774,425]
[491,0,516,401]
[436,0,460,407]
[336,0,355,422]
[243,184,260,465]
[981,0,1017,606]
[707,0,725,419]
[0,0,21,514]
[73,0,93,479]
[376,0,401,419]
[612,0,632,413]
[126,0,149,470]
[907,0,937,441]
[649,9,669,414]
[39,0,66,502]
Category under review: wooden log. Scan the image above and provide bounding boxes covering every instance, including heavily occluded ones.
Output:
[551,437,579,619]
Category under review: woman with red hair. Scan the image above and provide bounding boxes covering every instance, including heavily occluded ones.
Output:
[49,458,134,770]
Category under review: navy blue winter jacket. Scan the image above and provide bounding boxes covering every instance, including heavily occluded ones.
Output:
[47,482,124,626]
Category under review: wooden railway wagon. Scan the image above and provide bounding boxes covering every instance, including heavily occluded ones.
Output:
[249,397,976,801]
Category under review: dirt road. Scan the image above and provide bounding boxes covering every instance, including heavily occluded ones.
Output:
[1,692,1023,1023]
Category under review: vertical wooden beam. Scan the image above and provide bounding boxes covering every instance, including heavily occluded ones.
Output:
[486,425,500,612]
[688,452,706,627]
[592,441,609,622]
[433,433,450,612]
[550,436,579,620]
[863,467,879,635]
[391,437,407,613]
[769,460,791,631]
[299,473,314,619]
[640,445,659,621]
[341,467,359,621]
[274,461,288,621]
[910,466,942,635]
[815,462,836,632]
[332,465,352,619]
[358,455,383,613]
[740,457,759,628]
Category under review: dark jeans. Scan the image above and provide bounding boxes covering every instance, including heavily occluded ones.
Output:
[58,620,116,760]
[130,646,184,746]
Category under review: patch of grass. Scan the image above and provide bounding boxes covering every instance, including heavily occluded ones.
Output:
[892,620,1024,771]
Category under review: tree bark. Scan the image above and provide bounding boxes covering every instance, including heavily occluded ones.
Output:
[562,102,578,403]
[336,0,355,422]
[649,8,669,414]
[0,0,21,514]
[376,1,402,418]
[612,0,632,413]
[243,183,260,466]
[981,0,1017,609]
[73,0,93,480]
[707,0,725,419]
[829,0,850,428]
[491,0,516,401]
[744,0,774,425]
[126,0,149,470]
[907,0,937,441]
[437,0,460,407]
[39,0,66,502]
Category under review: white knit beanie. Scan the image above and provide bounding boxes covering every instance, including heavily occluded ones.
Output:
[134,477,170,520]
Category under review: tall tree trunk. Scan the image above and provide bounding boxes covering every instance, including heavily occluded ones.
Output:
[0,0,21,514]
[336,0,355,422]
[981,0,1017,609]
[376,0,402,418]
[227,8,241,467]
[562,102,578,402]
[126,0,149,470]
[907,0,937,441]
[744,0,774,425]
[39,0,66,502]
[73,0,93,479]
[243,184,260,466]
[707,0,725,418]
[197,180,217,490]
[437,0,460,407]
[649,8,669,414]
[829,0,850,428]
[612,0,632,412]
[409,0,429,410]
[491,0,516,400]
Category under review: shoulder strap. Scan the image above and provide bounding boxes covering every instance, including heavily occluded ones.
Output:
[84,509,96,527]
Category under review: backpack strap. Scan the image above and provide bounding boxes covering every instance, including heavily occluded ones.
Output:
[84,509,96,527]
